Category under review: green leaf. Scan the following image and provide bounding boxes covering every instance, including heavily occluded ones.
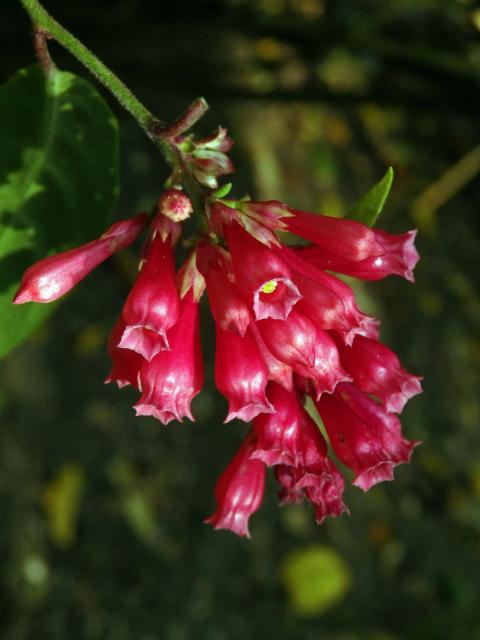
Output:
[212,182,232,199]
[350,166,394,227]
[0,65,119,358]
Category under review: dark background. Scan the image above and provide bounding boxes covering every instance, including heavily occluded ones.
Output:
[1,1,480,638]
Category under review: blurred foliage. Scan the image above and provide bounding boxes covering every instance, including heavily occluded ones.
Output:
[1,0,480,638]
[281,545,352,616]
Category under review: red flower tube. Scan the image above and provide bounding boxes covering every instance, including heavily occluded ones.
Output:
[197,243,251,337]
[119,226,180,360]
[316,382,419,491]
[215,325,272,422]
[134,292,204,424]
[335,334,422,413]
[205,431,266,537]
[13,213,148,304]
[283,204,384,261]
[224,222,301,320]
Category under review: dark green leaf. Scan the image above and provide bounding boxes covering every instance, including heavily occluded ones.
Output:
[0,65,119,358]
[350,166,394,227]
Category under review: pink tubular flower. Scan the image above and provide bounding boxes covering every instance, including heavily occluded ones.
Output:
[205,431,266,537]
[13,213,148,304]
[279,245,378,343]
[316,382,419,491]
[256,309,349,397]
[334,334,422,413]
[197,242,250,337]
[215,325,273,422]
[253,387,347,523]
[134,292,204,424]
[297,229,419,282]
[119,225,180,360]
[224,222,301,320]
[105,316,144,389]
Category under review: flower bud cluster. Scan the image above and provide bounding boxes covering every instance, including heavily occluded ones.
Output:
[13,127,421,537]
[175,126,234,189]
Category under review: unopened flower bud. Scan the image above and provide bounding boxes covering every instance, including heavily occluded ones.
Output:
[13,213,149,304]
[158,188,193,222]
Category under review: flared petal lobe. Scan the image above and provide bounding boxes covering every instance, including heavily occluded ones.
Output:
[224,222,301,320]
[120,230,180,359]
[272,400,347,523]
[316,383,419,491]
[13,213,148,304]
[105,316,144,389]
[205,432,266,537]
[134,293,204,424]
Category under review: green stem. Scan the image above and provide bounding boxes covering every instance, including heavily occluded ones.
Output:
[19,0,173,160]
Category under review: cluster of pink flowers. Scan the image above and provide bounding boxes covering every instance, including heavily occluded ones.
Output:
[14,127,421,537]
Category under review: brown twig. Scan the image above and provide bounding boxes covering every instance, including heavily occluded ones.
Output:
[155,98,209,140]
[33,24,57,78]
